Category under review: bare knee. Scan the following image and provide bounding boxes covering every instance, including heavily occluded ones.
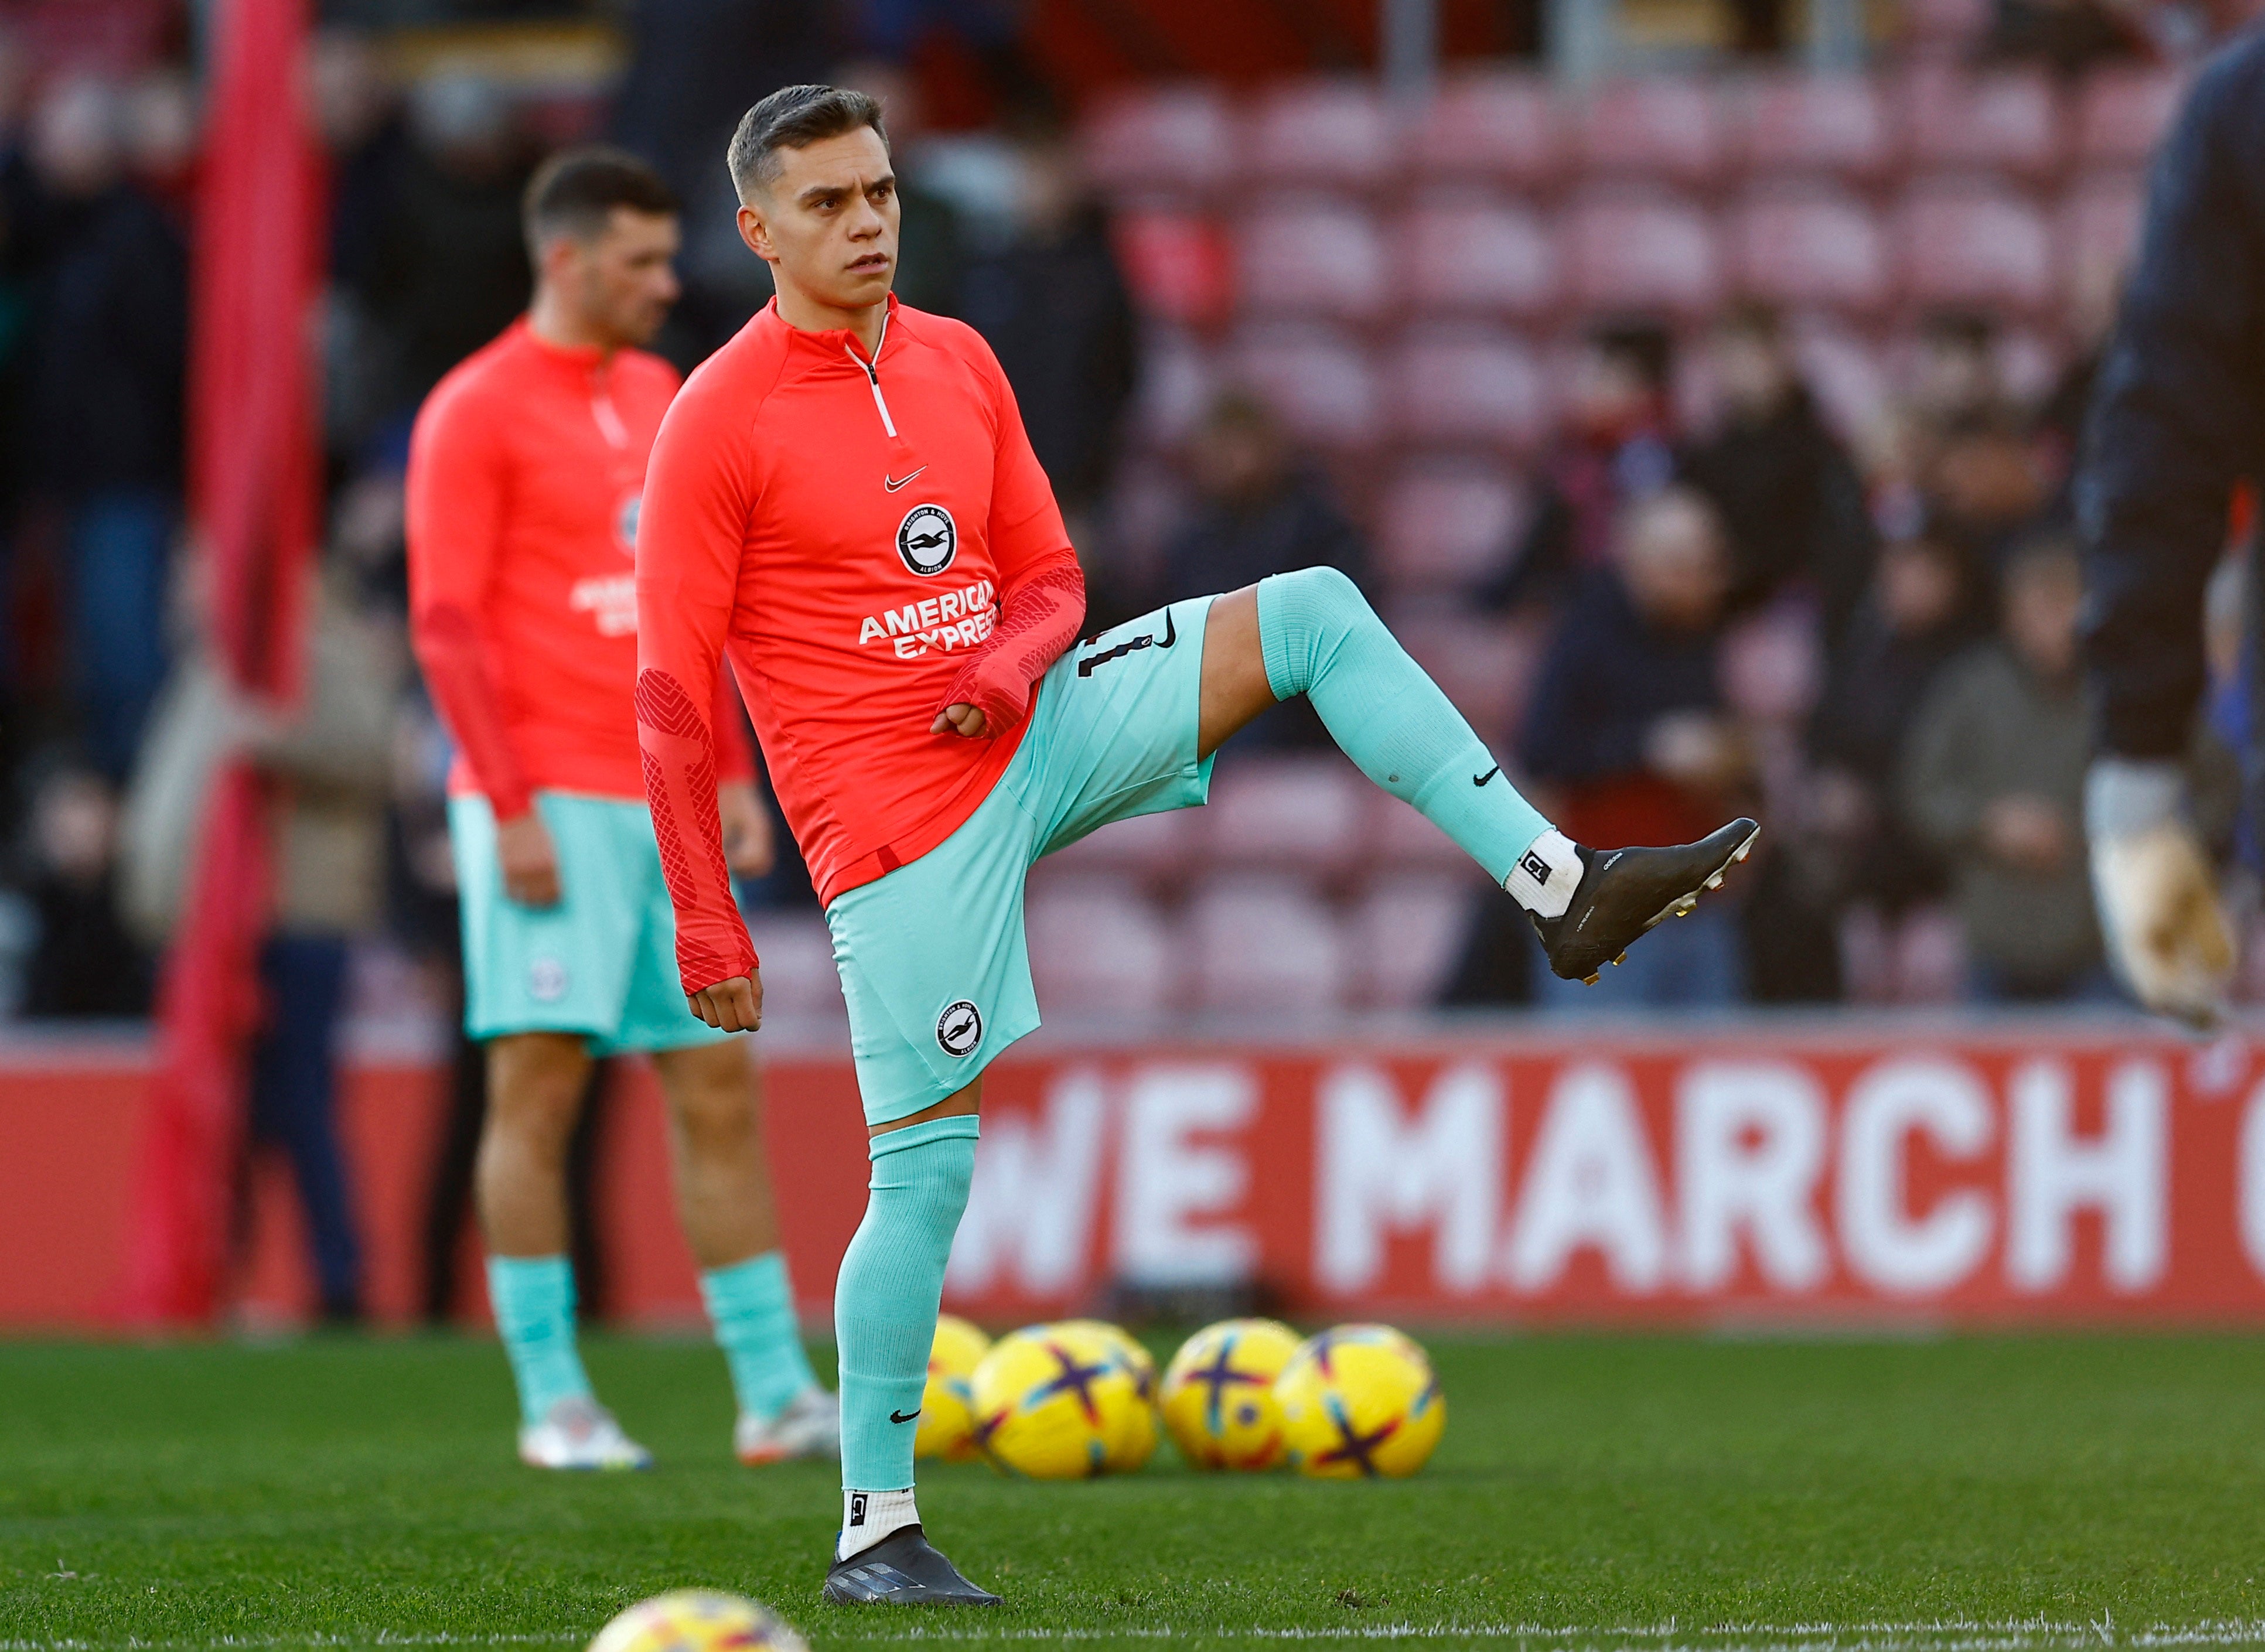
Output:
[483,1033,590,1165]
[656,1040,758,1152]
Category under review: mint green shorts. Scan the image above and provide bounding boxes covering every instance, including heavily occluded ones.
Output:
[826,596,1217,1125]
[449,790,734,1056]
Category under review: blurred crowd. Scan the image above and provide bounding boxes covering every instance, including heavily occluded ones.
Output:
[1,0,2261,1065]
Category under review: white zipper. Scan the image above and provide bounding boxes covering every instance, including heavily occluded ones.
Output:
[589,389,630,450]
[845,309,896,438]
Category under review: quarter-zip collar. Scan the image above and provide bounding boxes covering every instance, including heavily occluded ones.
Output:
[760,293,906,440]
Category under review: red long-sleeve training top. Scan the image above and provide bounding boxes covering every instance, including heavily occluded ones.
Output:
[406,320,751,818]
[636,296,1085,994]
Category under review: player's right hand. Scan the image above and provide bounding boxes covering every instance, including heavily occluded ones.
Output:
[497,811,562,907]
[2091,819,2235,1029]
[690,972,763,1032]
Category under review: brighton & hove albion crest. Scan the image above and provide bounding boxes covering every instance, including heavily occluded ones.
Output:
[936,999,983,1057]
[897,503,957,576]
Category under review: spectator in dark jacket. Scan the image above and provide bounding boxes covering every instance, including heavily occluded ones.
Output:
[1519,487,1749,1009]
[18,765,151,1018]
[1486,320,1677,613]
[362,76,533,426]
[958,122,1136,524]
[1160,391,1366,605]
[1679,304,1875,643]
[1161,390,1365,749]
[25,76,188,782]
[2078,32,2265,1024]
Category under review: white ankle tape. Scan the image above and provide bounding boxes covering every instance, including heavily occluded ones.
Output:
[1505,828,1582,919]
[838,1487,918,1561]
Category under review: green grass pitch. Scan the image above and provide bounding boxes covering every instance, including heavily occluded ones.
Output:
[5,1332,2265,1650]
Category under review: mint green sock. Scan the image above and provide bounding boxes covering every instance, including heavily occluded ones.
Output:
[1257,566,1551,884]
[485,1254,593,1424]
[700,1251,819,1423]
[834,1115,980,1492]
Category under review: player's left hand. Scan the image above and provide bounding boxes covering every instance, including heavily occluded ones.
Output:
[717,781,776,878]
[689,971,763,1032]
[932,702,989,738]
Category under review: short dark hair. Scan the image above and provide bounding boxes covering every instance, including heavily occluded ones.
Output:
[1588,320,1674,391]
[523,145,678,255]
[728,84,887,203]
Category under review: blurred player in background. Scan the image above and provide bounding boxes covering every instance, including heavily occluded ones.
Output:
[2078,35,2264,1026]
[407,147,835,1470]
[635,86,1755,1603]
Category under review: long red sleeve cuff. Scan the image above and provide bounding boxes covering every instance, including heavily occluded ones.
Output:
[637,667,759,994]
[936,556,1086,738]
[411,601,534,820]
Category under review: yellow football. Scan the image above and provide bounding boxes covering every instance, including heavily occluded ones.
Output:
[1055,1319,1159,1470]
[1159,1317,1304,1470]
[586,1590,807,1652]
[1274,1323,1445,1479]
[968,1322,1149,1479]
[915,1314,992,1462]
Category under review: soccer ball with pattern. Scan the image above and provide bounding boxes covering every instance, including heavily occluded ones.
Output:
[1056,1318,1159,1470]
[969,1322,1150,1479]
[1159,1317,1303,1470]
[586,1590,807,1652]
[914,1314,991,1462]
[1274,1323,1445,1479]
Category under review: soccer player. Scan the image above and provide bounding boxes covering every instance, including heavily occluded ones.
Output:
[635,87,1755,1600]
[407,146,835,1471]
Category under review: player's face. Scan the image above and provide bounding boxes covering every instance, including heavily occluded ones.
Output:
[738,127,898,315]
[568,207,681,349]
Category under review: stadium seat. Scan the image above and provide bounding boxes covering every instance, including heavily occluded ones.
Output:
[1248,78,1393,192]
[1900,66,2063,182]
[1734,73,1899,183]
[1399,197,1559,319]
[1200,755,1369,874]
[1405,71,1563,189]
[1383,325,1550,453]
[1896,180,2055,313]
[1352,875,1476,1009]
[2059,170,2148,291]
[1900,0,1990,49]
[1079,83,1233,199]
[1374,461,1527,595]
[1390,613,1542,747]
[2074,64,2188,169]
[1041,803,1197,882]
[1720,601,1822,725]
[1113,210,1235,329]
[1786,319,1891,446]
[1575,77,1723,189]
[742,914,848,1031]
[1184,874,1350,1014]
[1369,791,1478,873]
[1237,197,1388,322]
[1727,187,1893,316]
[1130,325,1216,449]
[1562,193,1724,319]
[1026,878,1175,1019]
[1223,324,1380,450]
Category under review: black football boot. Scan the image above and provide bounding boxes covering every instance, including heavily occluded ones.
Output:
[822,1526,1003,1606]
[1528,818,1761,984]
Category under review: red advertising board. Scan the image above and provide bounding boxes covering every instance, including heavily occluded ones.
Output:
[6,1022,2265,1330]
[943,1026,2265,1323]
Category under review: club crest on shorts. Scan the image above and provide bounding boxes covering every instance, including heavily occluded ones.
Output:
[528,958,569,1002]
[896,503,957,576]
[936,999,983,1057]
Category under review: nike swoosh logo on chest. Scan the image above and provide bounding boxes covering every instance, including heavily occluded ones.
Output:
[884,466,927,492]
